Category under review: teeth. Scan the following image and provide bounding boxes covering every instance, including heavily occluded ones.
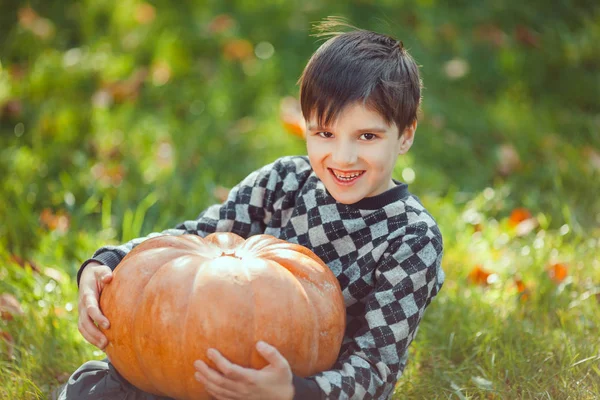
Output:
[333,170,363,180]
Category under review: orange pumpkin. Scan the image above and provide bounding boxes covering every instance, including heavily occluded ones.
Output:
[99,232,346,400]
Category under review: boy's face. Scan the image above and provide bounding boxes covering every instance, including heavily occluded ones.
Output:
[305,102,415,205]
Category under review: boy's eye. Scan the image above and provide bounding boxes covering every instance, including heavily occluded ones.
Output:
[360,133,377,141]
[317,131,333,138]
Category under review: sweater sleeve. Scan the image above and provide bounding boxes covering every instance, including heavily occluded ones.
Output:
[77,158,294,285]
[293,222,444,400]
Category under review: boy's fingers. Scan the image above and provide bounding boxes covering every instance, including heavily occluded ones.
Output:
[95,268,113,284]
[86,301,109,329]
[78,317,107,349]
[80,289,110,328]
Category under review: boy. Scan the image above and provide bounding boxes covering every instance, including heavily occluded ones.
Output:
[60,21,444,400]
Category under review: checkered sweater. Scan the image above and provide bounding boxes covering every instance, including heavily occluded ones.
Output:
[79,155,444,400]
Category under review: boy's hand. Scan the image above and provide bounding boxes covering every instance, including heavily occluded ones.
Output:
[77,261,113,350]
[193,341,294,400]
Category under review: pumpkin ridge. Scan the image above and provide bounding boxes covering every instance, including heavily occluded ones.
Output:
[133,253,203,397]
[180,254,206,399]
[132,261,171,397]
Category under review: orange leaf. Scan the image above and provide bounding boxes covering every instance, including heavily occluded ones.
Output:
[17,7,54,40]
[212,186,231,203]
[102,68,148,103]
[0,329,15,359]
[40,208,70,233]
[468,264,492,286]
[91,162,126,187]
[151,61,172,86]
[134,3,155,24]
[280,96,305,138]
[547,263,568,283]
[222,39,254,61]
[208,14,235,34]
[53,307,66,317]
[515,25,539,48]
[10,254,41,273]
[473,24,507,48]
[282,120,305,138]
[18,7,39,28]
[0,293,24,321]
[514,277,530,302]
[508,207,532,227]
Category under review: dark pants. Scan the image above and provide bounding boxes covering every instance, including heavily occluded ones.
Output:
[56,358,173,400]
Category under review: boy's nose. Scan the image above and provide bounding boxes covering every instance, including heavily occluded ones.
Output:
[331,143,358,167]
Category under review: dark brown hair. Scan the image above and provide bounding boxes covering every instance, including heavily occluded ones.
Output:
[298,18,422,134]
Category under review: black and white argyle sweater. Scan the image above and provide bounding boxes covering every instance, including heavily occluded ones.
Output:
[79,155,444,400]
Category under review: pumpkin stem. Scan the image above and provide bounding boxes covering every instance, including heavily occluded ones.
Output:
[220,250,239,258]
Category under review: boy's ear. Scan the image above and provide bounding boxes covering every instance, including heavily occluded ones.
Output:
[397,120,417,155]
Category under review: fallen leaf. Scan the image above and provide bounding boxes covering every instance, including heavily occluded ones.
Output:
[223,39,254,61]
[212,186,230,202]
[473,24,507,48]
[90,162,126,187]
[547,263,568,283]
[280,96,305,138]
[508,208,532,227]
[208,14,236,34]
[0,293,24,321]
[515,25,539,48]
[102,68,148,103]
[468,264,493,286]
[151,61,171,86]
[514,277,530,302]
[10,254,41,273]
[232,117,257,135]
[134,3,155,24]
[40,208,71,234]
[53,307,66,317]
[18,7,39,27]
[17,7,54,40]
[0,329,15,359]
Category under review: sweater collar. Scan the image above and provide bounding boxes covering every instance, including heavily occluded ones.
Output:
[317,177,410,210]
[347,180,410,210]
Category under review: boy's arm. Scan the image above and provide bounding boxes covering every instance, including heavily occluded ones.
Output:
[292,224,444,400]
[77,158,297,286]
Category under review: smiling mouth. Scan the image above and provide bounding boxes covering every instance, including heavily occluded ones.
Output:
[329,168,365,183]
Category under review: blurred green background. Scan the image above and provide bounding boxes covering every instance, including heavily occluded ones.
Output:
[1,0,599,398]
[1,0,599,265]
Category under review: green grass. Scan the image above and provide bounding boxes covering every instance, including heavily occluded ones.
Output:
[395,194,600,399]
[1,192,598,399]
